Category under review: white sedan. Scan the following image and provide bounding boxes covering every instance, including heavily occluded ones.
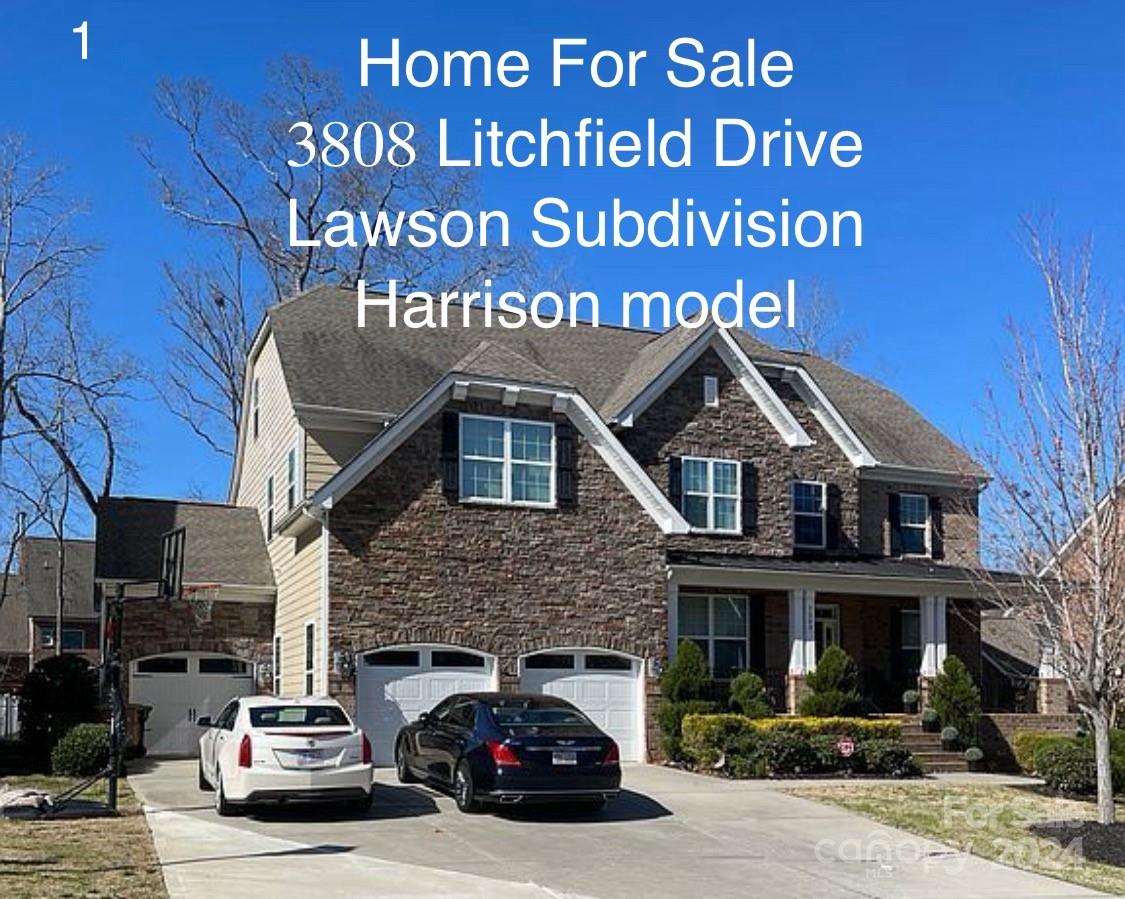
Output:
[197,695,373,816]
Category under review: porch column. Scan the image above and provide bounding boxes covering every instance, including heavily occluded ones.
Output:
[1036,640,1069,715]
[786,589,816,713]
[918,595,947,705]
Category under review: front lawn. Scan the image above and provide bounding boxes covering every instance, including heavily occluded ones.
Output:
[0,776,166,899]
[792,782,1125,895]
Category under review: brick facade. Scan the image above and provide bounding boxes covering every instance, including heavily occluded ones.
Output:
[119,597,274,698]
[324,397,667,719]
[979,712,1079,772]
[858,478,980,565]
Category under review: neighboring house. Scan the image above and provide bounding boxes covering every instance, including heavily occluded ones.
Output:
[94,498,275,755]
[98,285,1024,762]
[980,608,1039,712]
[0,537,98,691]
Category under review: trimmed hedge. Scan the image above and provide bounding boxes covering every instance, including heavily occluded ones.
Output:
[1012,731,1073,774]
[680,713,915,778]
[658,700,721,759]
[51,723,110,776]
[1031,731,1125,795]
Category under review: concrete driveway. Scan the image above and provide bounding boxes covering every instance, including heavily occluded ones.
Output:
[129,760,1098,899]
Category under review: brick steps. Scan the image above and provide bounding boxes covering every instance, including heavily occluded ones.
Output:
[882,715,969,773]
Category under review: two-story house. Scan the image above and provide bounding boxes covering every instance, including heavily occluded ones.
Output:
[97,285,1000,762]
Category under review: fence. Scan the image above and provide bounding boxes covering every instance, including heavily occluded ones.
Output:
[0,693,18,739]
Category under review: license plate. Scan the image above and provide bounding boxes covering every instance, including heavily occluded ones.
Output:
[297,751,321,767]
[552,751,577,766]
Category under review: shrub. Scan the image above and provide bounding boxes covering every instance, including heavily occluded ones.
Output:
[19,655,101,770]
[921,707,940,731]
[902,689,920,711]
[758,730,818,775]
[1036,740,1098,794]
[728,672,771,718]
[859,739,921,777]
[658,700,721,759]
[964,747,984,763]
[661,640,711,702]
[799,646,861,717]
[51,723,110,776]
[1012,731,1072,773]
[681,713,756,767]
[941,726,959,749]
[930,656,981,746]
[752,716,901,741]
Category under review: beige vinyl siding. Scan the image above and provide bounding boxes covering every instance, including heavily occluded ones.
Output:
[305,428,376,495]
[233,334,324,696]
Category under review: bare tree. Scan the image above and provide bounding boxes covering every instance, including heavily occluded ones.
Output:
[141,56,532,456]
[0,134,98,458]
[777,276,863,363]
[979,216,1124,824]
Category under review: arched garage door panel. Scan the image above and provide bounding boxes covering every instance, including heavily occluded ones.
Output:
[520,650,643,762]
[129,653,254,757]
[356,645,496,765]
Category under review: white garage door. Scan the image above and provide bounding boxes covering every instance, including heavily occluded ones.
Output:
[356,645,496,765]
[520,649,644,762]
[129,652,255,757]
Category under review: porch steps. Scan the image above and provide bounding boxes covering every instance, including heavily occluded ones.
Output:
[885,715,969,773]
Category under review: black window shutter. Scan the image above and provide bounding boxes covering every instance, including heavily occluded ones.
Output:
[556,422,578,508]
[741,462,759,535]
[668,456,682,508]
[888,493,903,556]
[440,411,459,498]
[930,496,945,560]
[825,484,842,550]
[748,596,766,676]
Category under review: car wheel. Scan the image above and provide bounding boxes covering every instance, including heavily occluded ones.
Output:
[214,774,236,817]
[453,759,481,814]
[198,760,213,792]
[395,739,418,784]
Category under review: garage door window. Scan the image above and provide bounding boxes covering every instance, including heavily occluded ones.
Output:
[524,653,575,670]
[431,650,486,667]
[364,649,421,667]
[199,658,249,675]
[677,594,750,679]
[585,654,632,671]
[136,657,188,674]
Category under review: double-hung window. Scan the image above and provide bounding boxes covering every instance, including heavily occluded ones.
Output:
[682,457,740,533]
[793,480,826,549]
[265,476,275,540]
[898,493,930,556]
[460,415,554,506]
[676,593,750,679]
[304,623,315,696]
[286,445,298,511]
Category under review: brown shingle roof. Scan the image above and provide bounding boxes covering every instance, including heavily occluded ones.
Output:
[96,497,274,588]
[268,287,982,477]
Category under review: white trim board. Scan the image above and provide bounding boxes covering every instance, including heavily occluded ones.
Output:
[309,374,691,535]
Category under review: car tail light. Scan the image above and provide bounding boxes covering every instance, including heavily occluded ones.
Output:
[602,741,620,767]
[361,732,372,765]
[238,734,252,768]
[486,740,522,767]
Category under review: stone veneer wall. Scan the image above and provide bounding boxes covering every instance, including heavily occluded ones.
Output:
[324,398,668,752]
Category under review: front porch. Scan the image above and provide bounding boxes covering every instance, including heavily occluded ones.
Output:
[666,552,1068,717]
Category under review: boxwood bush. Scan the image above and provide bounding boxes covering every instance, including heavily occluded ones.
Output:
[1011,731,1074,774]
[51,723,111,776]
[1032,732,1125,795]
[680,713,916,779]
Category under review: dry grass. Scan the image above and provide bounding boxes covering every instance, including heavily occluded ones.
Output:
[792,782,1125,895]
[0,776,166,898]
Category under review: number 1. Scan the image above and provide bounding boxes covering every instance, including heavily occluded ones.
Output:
[73,21,88,60]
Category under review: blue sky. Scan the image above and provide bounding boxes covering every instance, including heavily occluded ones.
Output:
[3,1,1123,526]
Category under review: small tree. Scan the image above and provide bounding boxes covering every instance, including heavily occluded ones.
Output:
[19,655,100,771]
[728,671,771,718]
[799,645,862,717]
[930,655,981,747]
[658,640,718,758]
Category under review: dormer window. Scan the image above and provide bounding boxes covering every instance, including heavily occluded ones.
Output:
[703,375,719,408]
[897,493,930,555]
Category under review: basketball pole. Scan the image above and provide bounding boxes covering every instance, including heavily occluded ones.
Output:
[106,584,125,811]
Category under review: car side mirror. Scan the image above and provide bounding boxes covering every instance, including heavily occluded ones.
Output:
[417,711,431,725]
[196,716,212,728]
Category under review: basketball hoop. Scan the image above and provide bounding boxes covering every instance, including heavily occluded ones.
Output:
[183,583,221,625]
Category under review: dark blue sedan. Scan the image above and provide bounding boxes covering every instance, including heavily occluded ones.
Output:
[394,693,622,812]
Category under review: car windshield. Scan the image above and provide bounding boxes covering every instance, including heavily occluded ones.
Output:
[489,703,590,728]
[249,705,350,727]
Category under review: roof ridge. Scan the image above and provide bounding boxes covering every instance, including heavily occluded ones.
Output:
[103,494,241,508]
